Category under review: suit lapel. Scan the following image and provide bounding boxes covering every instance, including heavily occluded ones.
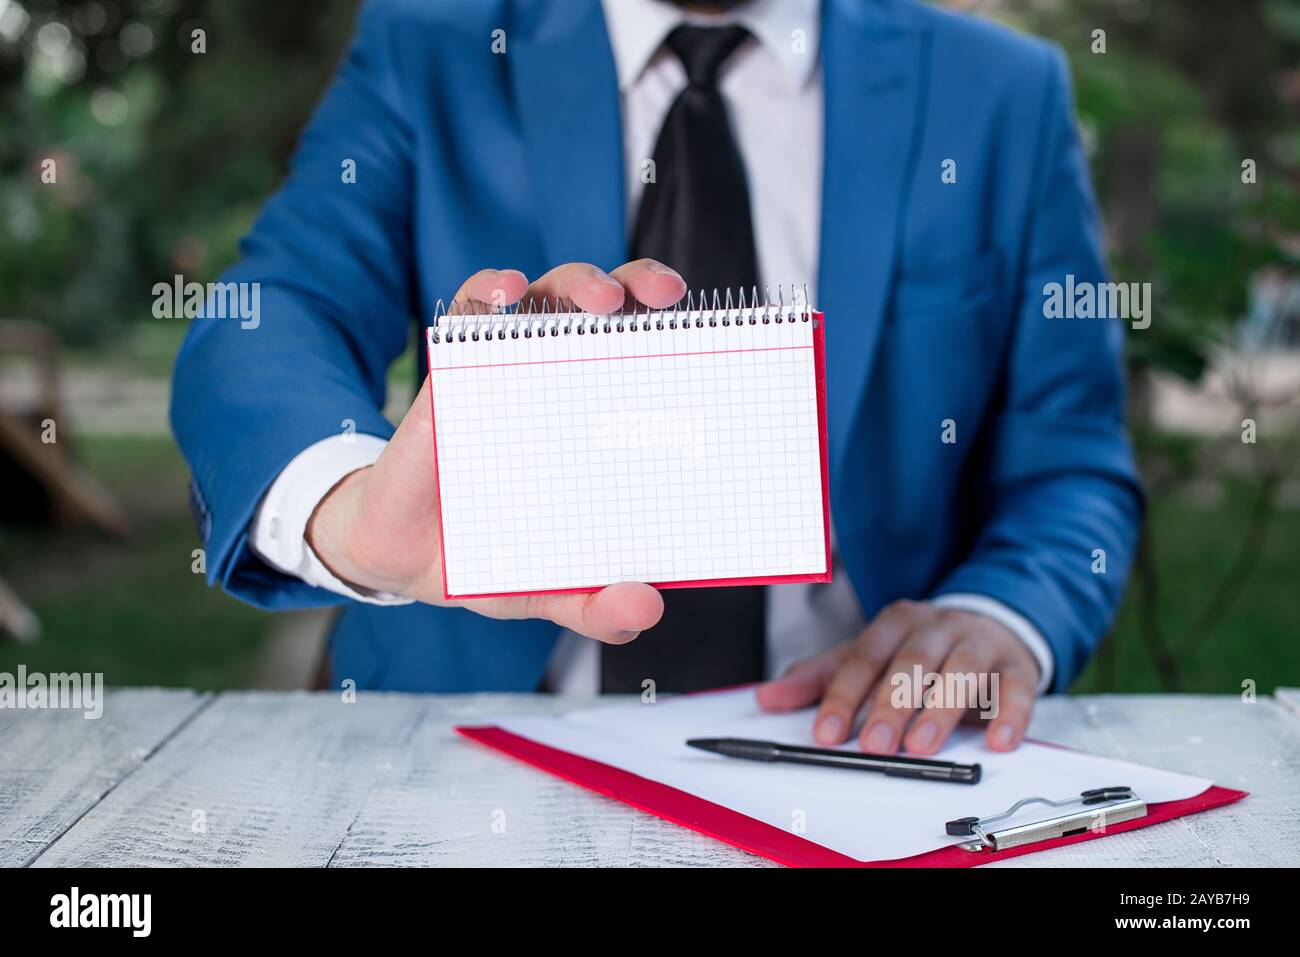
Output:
[508,0,627,271]
[818,0,927,484]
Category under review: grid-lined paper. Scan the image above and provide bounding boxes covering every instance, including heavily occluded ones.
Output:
[427,312,828,597]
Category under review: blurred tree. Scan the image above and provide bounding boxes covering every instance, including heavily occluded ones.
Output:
[998,0,1299,376]
[0,0,360,341]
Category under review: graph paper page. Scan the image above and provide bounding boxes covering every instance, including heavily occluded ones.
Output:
[426,313,828,598]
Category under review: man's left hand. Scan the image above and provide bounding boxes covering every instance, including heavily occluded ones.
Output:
[755,601,1040,755]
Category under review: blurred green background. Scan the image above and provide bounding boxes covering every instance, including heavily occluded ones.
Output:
[0,0,1297,693]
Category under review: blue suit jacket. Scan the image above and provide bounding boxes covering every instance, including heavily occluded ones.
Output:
[171,0,1141,693]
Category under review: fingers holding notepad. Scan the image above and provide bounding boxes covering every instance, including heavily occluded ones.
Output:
[304,261,698,644]
[519,260,687,313]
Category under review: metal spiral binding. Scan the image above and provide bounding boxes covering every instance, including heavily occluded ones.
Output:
[430,283,814,344]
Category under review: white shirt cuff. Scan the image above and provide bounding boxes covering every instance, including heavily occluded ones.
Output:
[930,593,1054,694]
[249,433,414,606]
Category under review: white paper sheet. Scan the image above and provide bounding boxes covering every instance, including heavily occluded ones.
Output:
[495,688,1213,862]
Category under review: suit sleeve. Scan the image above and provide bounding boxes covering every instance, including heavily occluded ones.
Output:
[930,47,1144,690]
[170,0,414,609]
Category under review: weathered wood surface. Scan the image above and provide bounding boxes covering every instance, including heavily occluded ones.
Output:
[6,689,1299,867]
[1276,686,1300,722]
[0,689,208,867]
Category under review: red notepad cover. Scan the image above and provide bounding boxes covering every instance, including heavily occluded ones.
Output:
[429,314,833,600]
[456,724,1247,868]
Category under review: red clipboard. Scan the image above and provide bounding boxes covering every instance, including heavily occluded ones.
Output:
[456,723,1246,867]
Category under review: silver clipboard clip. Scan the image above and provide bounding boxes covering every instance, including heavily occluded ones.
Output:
[945,786,1147,853]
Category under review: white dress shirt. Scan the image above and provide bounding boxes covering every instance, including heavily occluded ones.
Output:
[249,0,1054,695]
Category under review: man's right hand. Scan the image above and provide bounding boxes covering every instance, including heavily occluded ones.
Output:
[305,260,687,643]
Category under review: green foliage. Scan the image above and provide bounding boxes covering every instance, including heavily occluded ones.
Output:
[1000,0,1300,378]
[1076,476,1300,693]
[0,0,360,342]
[0,435,271,689]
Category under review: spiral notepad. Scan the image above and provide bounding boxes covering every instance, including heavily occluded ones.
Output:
[425,288,831,599]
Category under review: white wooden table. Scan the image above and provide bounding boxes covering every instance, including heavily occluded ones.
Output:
[4,689,1299,867]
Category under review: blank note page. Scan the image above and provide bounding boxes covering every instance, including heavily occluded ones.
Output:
[426,311,829,598]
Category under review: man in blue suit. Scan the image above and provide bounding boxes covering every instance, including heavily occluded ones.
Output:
[171,0,1141,756]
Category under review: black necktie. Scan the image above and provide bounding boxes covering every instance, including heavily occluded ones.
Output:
[601,24,766,694]
[629,24,760,292]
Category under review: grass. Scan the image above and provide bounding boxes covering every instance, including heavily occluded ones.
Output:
[0,434,272,689]
[1076,476,1300,694]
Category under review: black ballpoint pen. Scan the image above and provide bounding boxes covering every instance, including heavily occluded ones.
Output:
[686,737,981,785]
